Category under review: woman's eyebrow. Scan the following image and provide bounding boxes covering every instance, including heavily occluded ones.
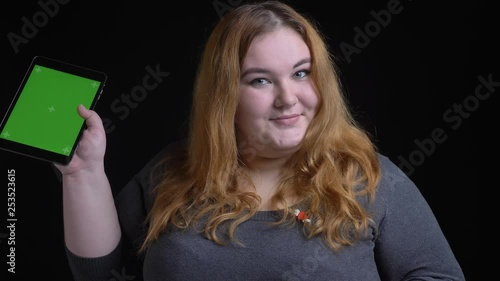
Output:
[293,58,311,68]
[241,67,270,78]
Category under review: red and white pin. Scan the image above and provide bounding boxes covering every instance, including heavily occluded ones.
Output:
[294,209,311,223]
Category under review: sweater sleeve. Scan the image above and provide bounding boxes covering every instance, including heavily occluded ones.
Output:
[373,155,466,281]
[64,141,182,281]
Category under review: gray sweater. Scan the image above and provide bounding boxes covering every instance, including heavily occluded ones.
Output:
[65,143,465,280]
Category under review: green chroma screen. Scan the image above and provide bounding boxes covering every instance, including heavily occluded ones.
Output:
[0,65,101,156]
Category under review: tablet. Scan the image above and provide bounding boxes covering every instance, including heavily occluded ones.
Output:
[0,56,107,165]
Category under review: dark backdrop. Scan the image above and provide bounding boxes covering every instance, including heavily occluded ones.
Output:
[1,0,493,280]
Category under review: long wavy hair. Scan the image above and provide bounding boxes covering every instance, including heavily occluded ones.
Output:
[140,1,380,253]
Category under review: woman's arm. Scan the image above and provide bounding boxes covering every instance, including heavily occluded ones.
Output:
[54,105,122,280]
[373,155,466,280]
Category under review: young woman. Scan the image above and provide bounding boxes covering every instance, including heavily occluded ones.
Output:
[56,1,465,280]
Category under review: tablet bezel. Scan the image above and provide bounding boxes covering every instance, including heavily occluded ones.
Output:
[0,56,107,165]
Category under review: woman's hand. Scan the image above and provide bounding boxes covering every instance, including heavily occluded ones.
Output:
[54,104,107,176]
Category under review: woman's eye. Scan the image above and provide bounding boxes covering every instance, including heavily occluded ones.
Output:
[250,78,270,86]
[294,70,310,79]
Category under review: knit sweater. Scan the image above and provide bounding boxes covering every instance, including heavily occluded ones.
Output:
[65,142,465,280]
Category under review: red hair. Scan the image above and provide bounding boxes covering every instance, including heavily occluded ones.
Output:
[140,1,380,253]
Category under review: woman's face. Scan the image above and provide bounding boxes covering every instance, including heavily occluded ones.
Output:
[236,27,319,160]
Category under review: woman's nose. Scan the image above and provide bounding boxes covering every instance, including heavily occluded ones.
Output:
[274,81,298,108]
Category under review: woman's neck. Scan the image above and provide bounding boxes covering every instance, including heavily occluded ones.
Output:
[239,155,292,210]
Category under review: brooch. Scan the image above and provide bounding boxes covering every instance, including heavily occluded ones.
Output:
[294,209,311,223]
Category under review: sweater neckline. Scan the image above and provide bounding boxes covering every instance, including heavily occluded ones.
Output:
[250,210,284,221]
[249,203,306,221]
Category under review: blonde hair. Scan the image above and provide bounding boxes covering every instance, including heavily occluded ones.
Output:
[140,1,380,253]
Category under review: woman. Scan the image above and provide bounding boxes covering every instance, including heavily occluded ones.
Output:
[56,1,465,280]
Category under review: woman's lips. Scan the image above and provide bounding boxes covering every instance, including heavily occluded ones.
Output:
[270,114,301,125]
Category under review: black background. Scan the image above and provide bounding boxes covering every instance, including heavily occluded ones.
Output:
[1,0,494,280]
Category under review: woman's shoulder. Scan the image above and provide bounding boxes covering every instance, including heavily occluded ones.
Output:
[375,152,413,189]
[142,139,188,188]
[371,152,428,211]
[116,139,188,204]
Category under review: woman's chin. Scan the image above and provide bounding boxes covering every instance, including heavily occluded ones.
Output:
[265,141,303,156]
